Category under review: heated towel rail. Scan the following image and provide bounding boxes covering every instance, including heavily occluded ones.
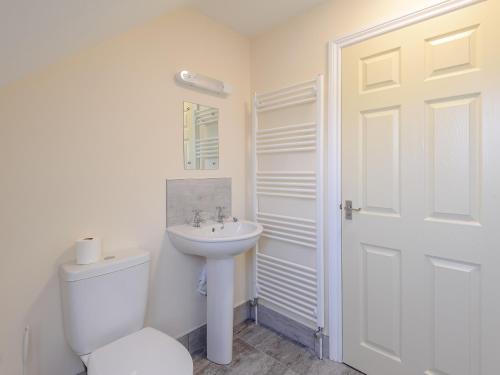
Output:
[252,76,324,356]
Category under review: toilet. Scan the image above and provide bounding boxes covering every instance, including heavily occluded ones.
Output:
[59,249,193,375]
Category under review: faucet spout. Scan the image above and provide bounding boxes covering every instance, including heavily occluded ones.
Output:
[192,209,203,227]
[215,206,226,224]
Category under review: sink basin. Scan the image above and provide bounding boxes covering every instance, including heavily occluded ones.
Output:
[167,220,262,365]
[167,220,263,258]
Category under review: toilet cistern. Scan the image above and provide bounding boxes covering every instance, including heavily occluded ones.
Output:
[59,249,193,375]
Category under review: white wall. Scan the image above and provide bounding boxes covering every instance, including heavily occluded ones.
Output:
[0,7,250,375]
[250,0,446,335]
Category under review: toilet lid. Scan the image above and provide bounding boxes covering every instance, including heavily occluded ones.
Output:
[86,327,193,375]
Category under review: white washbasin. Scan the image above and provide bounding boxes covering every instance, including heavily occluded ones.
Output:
[167,219,262,365]
[167,220,263,259]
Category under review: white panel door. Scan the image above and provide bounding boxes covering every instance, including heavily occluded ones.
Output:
[342,2,500,374]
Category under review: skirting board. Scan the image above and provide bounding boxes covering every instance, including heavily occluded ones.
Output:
[177,300,251,354]
[250,304,329,358]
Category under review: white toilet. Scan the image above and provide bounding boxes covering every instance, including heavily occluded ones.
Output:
[59,249,193,375]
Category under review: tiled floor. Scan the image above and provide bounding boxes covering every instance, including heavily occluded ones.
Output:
[193,321,364,375]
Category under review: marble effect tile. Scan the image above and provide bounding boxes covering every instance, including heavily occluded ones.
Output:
[194,322,364,375]
[189,325,207,354]
[254,304,330,358]
[193,339,288,375]
[250,330,316,375]
[166,178,231,226]
[178,333,189,350]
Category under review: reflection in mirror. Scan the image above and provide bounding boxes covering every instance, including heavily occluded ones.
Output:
[183,102,219,170]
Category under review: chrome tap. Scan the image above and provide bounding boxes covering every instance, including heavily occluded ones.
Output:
[215,206,226,224]
[192,209,204,228]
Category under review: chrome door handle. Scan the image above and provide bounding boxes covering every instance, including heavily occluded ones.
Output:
[345,200,361,220]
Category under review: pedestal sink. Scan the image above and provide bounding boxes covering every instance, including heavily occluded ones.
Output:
[167,220,263,364]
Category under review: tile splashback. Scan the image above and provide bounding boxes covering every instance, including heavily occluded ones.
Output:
[166,178,231,226]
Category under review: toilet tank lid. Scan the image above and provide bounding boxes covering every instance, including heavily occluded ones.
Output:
[60,249,150,282]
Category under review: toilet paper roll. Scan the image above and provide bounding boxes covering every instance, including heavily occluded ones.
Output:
[75,237,102,265]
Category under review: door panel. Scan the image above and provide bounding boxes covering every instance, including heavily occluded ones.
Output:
[341,2,500,374]
[426,256,481,375]
[360,106,400,216]
[361,244,401,362]
[425,94,481,224]
[360,47,401,93]
[424,25,479,80]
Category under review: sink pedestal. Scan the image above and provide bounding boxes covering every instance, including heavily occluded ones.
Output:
[206,257,235,364]
[167,220,263,365]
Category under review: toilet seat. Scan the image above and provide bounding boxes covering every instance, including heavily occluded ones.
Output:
[85,327,193,375]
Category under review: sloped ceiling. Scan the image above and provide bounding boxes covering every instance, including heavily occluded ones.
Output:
[0,0,325,87]
[194,0,326,36]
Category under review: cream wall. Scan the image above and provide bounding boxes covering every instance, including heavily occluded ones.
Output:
[0,2,459,373]
[251,0,447,91]
[0,7,250,375]
[250,0,446,336]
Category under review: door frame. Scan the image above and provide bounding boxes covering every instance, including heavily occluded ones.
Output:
[326,0,486,362]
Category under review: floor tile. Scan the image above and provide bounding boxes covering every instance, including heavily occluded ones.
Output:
[235,321,277,346]
[253,330,317,375]
[306,360,363,375]
[195,338,288,375]
[194,321,364,375]
[233,320,253,336]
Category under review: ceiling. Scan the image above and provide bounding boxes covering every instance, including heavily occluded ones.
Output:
[194,0,326,36]
[0,0,325,87]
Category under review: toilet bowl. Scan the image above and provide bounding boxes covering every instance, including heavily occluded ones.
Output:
[84,327,192,375]
[59,249,193,375]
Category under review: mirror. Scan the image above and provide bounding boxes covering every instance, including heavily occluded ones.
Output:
[183,101,219,170]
